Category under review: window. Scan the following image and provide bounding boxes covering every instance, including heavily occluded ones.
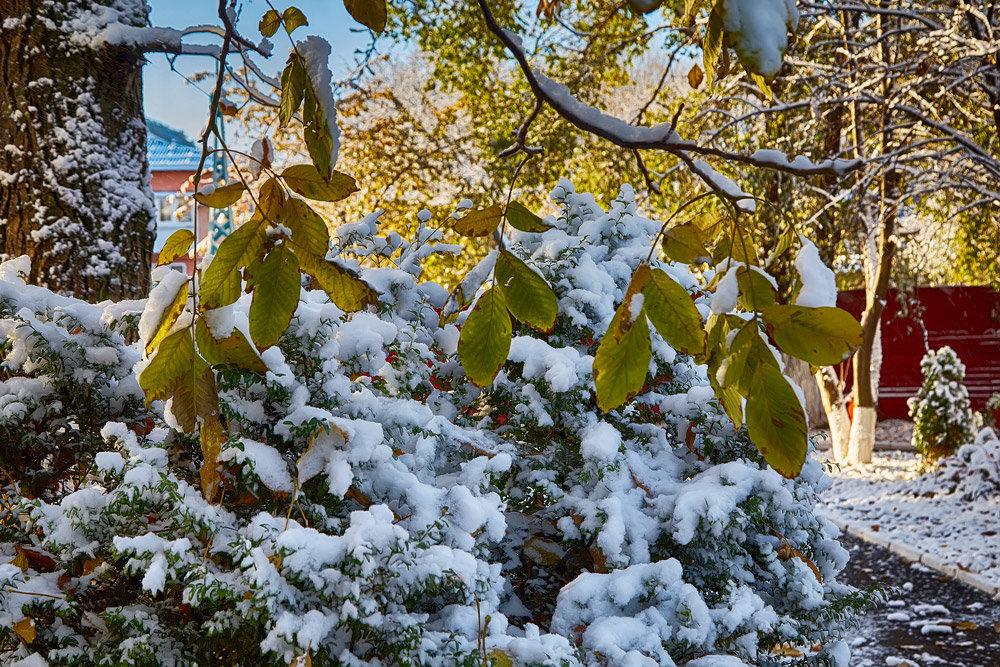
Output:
[155,192,194,224]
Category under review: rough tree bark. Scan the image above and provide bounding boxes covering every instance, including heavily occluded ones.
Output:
[0,0,153,302]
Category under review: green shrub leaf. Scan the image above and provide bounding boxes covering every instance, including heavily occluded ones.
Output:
[458,286,511,387]
[763,304,863,366]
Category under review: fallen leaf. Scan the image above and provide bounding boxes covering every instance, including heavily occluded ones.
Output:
[12,617,36,643]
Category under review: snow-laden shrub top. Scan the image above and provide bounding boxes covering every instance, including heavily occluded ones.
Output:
[0,183,877,665]
[908,345,981,464]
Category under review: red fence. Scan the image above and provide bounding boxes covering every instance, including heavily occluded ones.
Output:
[837,286,1000,419]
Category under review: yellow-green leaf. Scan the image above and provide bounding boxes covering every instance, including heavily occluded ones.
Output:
[280,55,306,128]
[714,231,758,266]
[139,328,196,406]
[303,89,334,179]
[455,205,503,237]
[713,381,744,429]
[763,304,863,366]
[662,223,709,264]
[194,182,245,209]
[458,287,511,388]
[506,202,551,233]
[344,0,387,33]
[145,279,189,356]
[248,245,301,351]
[157,229,195,267]
[643,268,705,356]
[12,618,36,644]
[170,356,217,434]
[736,267,777,311]
[746,364,807,478]
[258,177,286,220]
[195,319,268,374]
[723,320,778,395]
[259,9,281,37]
[282,198,330,257]
[703,0,725,86]
[199,217,267,309]
[296,251,379,312]
[282,6,308,33]
[282,164,358,202]
[594,305,651,413]
[495,250,558,333]
[687,62,704,89]
[200,417,225,502]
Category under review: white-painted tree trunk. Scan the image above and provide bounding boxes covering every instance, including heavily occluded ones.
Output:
[847,406,877,464]
[815,367,851,461]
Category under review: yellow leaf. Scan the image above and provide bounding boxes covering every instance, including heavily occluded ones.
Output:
[200,418,225,502]
[487,649,514,667]
[12,618,35,644]
[145,279,190,356]
[157,229,195,267]
[455,205,503,237]
[194,182,246,209]
[687,63,704,89]
[10,551,29,572]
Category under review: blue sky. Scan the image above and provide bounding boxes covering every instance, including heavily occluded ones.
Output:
[143,0,371,140]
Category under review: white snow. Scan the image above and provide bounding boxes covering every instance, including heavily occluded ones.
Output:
[793,238,837,308]
[296,36,341,169]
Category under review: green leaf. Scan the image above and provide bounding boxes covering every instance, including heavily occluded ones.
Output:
[343,0,387,33]
[723,320,778,395]
[506,202,551,233]
[662,223,709,264]
[139,328,195,406]
[248,245,302,351]
[157,229,195,267]
[763,304,863,366]
[282,6,308,33]
[594,305,651,413]
[280,56,306,128]
[296,251,379,312]
[746,364,807,478]
[714,231,758,266]
[495,250,558,333]
[199,217,267,309]
[458,287,511,387]
[736,267,777,311]
[703,0,725,86]
[282,164,358,202]
[282,198,330,257]
[195,319,268,375]
[713,381,744,430]
[765,228,795,268]
[642,268,705,356]
[145,279,189,356]
[455,205,503,238]
[259,9,281,37]
[194,182,245,208]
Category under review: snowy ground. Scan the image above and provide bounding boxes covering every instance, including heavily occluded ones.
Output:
[818,425,1000,592]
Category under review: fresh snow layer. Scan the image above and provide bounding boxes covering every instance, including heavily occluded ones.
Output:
[819,439,1000,589]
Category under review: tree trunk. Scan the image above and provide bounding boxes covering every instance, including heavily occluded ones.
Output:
[815,366,850,460]
[846,169,900,464]
[0,0,153,302]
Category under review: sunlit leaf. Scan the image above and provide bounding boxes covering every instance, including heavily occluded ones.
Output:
[138,328,196,406]
[195,319,268,374]
[746,364,807,477]
[194,182,245,209]
[662,223,709,263]
[506,201,551,233]
[723,320,778,395]
[736,267,777,311]
[643,268,705,356]
[259,9,281,37]
[145,279,189,355]
[199,217,267,309]
[282,6,308,33]
[200,417,225,502]
[157,229,195,267]
[455,205,503,238]
[296,251,379,312]
[248,245,301,351]
[458,286,511,387]
[282,164,358,202]
[282,197,330,257]
[763,304,863,366]
[495,250,558,333]
[594,305,651,413]
[280,55,306,128]
[344,0,387,33]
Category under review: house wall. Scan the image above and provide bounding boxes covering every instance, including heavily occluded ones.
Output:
[150,169,211,272]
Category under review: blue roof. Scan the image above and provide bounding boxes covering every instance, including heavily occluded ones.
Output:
[147,120,201,171]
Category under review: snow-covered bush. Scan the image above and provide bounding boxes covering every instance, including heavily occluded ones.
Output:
[912,427,1000,500]
[1,183,878,665]
[908,346,981,464]
[0,257,150,499]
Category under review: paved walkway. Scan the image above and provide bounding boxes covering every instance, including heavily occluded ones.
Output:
[840,533,1000,666]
